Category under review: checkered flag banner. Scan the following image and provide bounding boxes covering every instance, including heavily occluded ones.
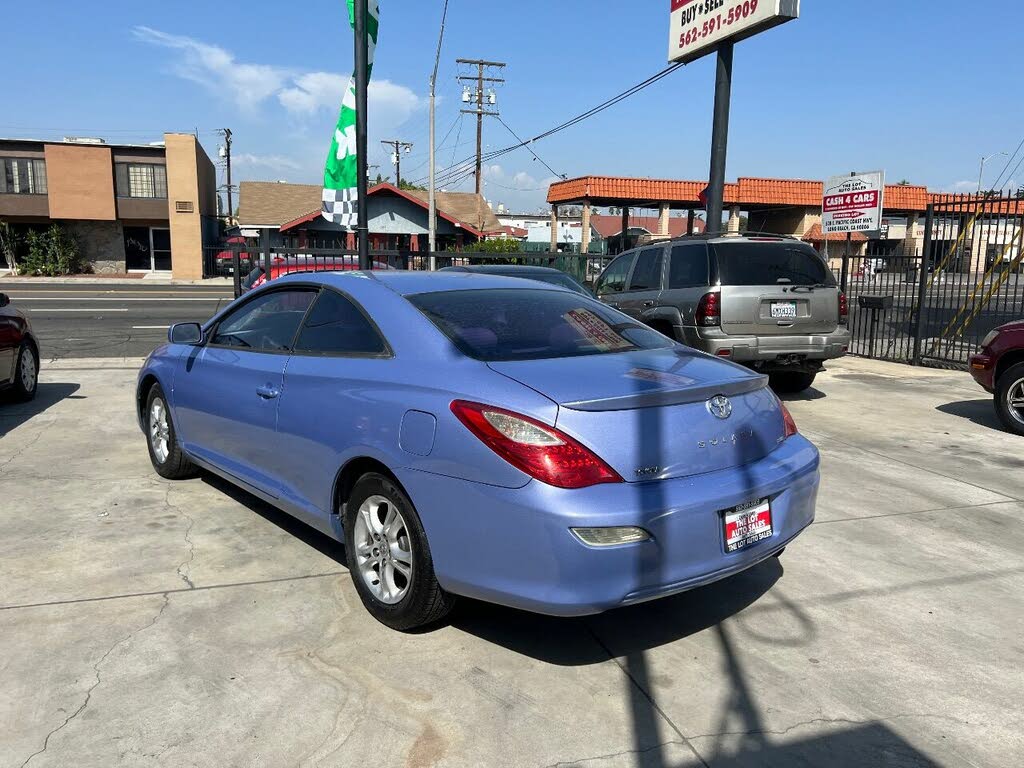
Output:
[322,0,380,228]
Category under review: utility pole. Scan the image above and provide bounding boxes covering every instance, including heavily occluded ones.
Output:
[219,128,234,226]
[457,58,505,195]
[428,0,450,268]
[381,139,413,187]
[354,0,370,270]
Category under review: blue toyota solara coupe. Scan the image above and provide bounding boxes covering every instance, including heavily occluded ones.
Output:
[137,271,819,630]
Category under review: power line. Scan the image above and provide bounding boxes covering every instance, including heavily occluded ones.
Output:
[414,61,684,187]
[457,58,506,194]
[990,134,1024,191]
[494,115,563,180]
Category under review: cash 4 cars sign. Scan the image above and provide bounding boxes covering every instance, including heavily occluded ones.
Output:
[669,0,800,64]
[822,172,886,234]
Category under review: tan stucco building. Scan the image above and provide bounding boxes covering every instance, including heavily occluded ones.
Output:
[0,133,217,279]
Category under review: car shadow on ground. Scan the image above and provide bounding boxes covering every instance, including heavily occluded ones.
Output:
[935,398,1004,431]
[199,472,347,565]
[450,557,784,665]
[774,385,826,402]
[0,382,82,438]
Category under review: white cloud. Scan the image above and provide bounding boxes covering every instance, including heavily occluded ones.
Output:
[134,26,422,125]
[133,26,289,111]
[233,153,303,172]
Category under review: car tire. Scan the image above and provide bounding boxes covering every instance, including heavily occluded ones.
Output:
[343,472,455,631]
[994,362,1024,436]
[145,383,198,479]
[10,342,39,402]
[769,371,817,394]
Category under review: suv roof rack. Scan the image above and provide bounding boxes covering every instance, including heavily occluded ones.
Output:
[663,231,800,243]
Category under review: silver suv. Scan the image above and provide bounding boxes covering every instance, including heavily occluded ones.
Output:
[594,234,850,392]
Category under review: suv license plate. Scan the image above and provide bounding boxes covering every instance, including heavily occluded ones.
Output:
[723,499,773,553]
[771,301,797,319]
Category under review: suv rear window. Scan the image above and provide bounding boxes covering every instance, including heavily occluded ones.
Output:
[409,288,672,362]
[713,242,835,286]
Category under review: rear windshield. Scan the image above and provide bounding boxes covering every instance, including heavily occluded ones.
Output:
[506,271,588,295]
[409,288,672,362]
[713,242,834,287]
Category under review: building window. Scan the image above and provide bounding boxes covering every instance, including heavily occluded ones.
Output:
[0,158,47,195]
[115,163,167,199]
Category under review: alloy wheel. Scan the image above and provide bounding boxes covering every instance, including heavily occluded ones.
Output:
[1008,378,1024,427]
[149,398,171,464]
[20,347,36,392]
[353,494,414,604]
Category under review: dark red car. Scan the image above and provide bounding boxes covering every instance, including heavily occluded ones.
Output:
[0,292,39,401]
[969,320,1024,435]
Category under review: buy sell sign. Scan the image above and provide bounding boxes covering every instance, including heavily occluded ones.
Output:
[668,0,800,64]
[823,172,886,234]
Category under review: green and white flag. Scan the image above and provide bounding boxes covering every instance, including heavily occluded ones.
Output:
[322,0,380,228]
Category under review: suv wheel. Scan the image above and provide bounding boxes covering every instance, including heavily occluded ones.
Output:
[994,362,1024,436]
[769,371,817,394]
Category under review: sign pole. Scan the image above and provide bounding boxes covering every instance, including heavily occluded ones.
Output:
[841,231,851,293]
[354,0,370,270]
[706,41,733,236]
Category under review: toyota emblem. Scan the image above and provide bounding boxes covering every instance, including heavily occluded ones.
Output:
[707,395,732,420]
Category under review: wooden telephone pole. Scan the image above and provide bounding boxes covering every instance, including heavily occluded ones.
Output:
[381,139,413,187]
[456,59,505,195]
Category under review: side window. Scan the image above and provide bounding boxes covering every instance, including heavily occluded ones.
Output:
[668,243,710,289]
[595,254,633,296]
[211,289,315,351]
[294,290,388,356]
[628,247,665,291]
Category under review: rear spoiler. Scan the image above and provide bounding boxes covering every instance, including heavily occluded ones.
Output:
[560,374,769,412]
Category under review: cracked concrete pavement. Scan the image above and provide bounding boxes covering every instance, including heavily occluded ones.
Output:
[1,356,1022,767]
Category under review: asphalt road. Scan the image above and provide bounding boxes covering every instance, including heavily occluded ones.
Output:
[0,282,236,361]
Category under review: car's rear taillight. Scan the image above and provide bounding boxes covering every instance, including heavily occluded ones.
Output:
[781,402,798,438]
[696,292,721,327]
[450,400,623,489]
[838,291,848,325]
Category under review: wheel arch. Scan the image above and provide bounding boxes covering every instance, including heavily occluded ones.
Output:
[995,350,1024,384]
[332,455,406,519]
[137,373,162,425]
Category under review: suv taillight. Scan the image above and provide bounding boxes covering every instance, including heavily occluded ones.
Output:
[838,291,848,325]
[696,292,721,327]
[450,401,623,489]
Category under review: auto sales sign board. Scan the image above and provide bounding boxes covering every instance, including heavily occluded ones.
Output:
[669,0,800,64]
[823,172,886,235]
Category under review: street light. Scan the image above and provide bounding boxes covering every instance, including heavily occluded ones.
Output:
[978,151,1009,195]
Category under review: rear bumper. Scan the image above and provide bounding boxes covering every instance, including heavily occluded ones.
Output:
[681,326,850,363]
[397,436,819,616]
[969,353,996,392]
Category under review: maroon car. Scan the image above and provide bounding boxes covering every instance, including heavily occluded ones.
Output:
[969,320,1024,435]
[0,292,39,401]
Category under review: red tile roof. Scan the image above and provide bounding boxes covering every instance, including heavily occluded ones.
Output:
[548,176,934,212]
[590,214,705,238]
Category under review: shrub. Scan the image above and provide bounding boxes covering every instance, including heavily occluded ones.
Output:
[18,224,86,276]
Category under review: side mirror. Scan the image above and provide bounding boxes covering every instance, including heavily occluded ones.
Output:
[0,293,9,308]
[169,322,204,345]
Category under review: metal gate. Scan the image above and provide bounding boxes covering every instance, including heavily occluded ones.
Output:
[841,191,1024,368]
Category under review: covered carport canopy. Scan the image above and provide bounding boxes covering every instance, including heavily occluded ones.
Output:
[546,175,931,254]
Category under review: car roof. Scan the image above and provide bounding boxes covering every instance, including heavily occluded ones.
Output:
[280,270,574,296]
[442,264,567,275]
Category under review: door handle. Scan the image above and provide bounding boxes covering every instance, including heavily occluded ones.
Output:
[256,384,280,399]
[642,300,655,308]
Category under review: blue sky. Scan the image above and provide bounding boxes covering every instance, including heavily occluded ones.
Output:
[4,1,1023,213]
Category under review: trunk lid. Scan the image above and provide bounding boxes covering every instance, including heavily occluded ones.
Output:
[488,348,786,482]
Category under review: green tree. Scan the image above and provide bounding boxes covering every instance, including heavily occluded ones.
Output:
[0,220,18,273]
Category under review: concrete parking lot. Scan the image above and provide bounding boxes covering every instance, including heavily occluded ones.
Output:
[1,355,1022,767]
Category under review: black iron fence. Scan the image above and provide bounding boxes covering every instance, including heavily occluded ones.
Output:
[209,243,611,299]
[837,191,1024,368]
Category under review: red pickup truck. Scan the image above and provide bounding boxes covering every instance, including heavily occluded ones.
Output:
[969,320,1024,435]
